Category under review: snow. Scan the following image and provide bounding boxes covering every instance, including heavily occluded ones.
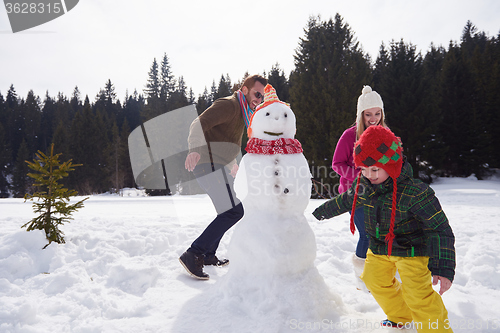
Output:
[1,177,500,333]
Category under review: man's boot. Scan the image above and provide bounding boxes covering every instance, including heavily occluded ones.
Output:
[179,251,209,280]
[204,255,229,267]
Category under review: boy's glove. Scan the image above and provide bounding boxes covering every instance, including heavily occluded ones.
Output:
[312,206,327,220]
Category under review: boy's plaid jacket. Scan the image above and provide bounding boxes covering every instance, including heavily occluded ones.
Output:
[313,158,456,282]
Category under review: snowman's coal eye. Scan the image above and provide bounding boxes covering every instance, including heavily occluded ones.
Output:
[284,113,287,118]
[266,112,270,116]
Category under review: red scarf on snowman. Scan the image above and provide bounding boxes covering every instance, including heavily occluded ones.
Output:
[246,137,303,155]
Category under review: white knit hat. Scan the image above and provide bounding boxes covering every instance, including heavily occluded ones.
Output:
[356,85,384,118]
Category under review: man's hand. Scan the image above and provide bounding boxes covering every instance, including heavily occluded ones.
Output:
[432,275,452,295]
[230,163,239,177]
[185,152,201,172]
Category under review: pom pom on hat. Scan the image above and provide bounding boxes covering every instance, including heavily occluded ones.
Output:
[350,125,403,256]
[357,85,384,117]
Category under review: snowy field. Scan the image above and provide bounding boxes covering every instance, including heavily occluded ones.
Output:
[1,176,500,333]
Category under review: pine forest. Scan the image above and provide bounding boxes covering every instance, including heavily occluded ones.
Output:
[1,14,499,198]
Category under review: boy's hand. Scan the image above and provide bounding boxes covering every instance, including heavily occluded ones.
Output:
[312,207,326,220]
[432,275,452,295]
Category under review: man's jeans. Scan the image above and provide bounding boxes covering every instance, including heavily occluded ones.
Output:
[188,163,243,257]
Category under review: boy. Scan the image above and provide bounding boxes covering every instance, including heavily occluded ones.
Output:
[313,126,455,332]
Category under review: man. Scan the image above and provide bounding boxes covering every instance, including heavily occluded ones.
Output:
[179,74,268,280]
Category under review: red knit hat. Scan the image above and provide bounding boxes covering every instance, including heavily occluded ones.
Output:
[350,125,403,256]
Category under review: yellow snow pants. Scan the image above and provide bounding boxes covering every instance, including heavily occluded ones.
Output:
[361,249,453,332]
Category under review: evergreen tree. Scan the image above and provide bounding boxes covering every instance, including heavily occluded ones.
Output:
[460,21,495,177]
[435,22,500,178]
[122,89,144,131]
[0,92,11,197]
[107,121,123,193]
[69,100,110,194]
[2,86,16,149]
[106,120,134,193]
[461,21,488,56]
[0,91,6,126]
[196,87,211,115]
[22,90,42,156]
[0,122,11,197]
[101,79,118,122]
[6,85,23,158]
[290,14,371,196]
[177,76,188,97]
[70,86,82,113]
[94,109,112,191]
[210,80,217,101]
[145,58,160,100]
[373,43,389,86]
[53,93,74,137]
[167,76,190,111]
[119,118,135,189]
[12,139,30,197]
[374,40,432,180]
[52,120,70,158]
[439,42,476,177]
[419,44,448,180]
[104,79,117,104]
[143,58,161,120]
[6,84,18,109]
[213,74,232,100]
[94,80,118,128]
[40,92,57,152]
[267,63,290,102]
[160,53,176,104]
[489,32,500,168]
[23,144,88,248]
[188,88,195,104]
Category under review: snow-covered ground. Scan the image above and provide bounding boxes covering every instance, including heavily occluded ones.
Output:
[1,176,499,333]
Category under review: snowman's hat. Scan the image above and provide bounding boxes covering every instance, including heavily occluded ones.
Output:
[248,84,290,138]
[255,84,289,112]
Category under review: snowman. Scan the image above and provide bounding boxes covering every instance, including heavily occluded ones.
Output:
[230,83,316,275]
[218,84,343,324]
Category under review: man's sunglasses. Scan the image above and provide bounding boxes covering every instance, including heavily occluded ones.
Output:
[252,89,264,100]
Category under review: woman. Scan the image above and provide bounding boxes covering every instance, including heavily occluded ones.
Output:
[331,85,387,291]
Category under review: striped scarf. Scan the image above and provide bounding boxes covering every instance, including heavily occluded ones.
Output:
[245,137,303,155]
[237,90,253,129]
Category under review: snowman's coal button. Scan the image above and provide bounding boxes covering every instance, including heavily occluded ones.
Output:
[284,188,289,194]
[274,159,279,164]
[274,170,279,176]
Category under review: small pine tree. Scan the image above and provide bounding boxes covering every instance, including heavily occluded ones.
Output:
[22,144,88,249]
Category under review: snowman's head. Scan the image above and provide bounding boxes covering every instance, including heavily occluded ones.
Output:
[248,84,296,140]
